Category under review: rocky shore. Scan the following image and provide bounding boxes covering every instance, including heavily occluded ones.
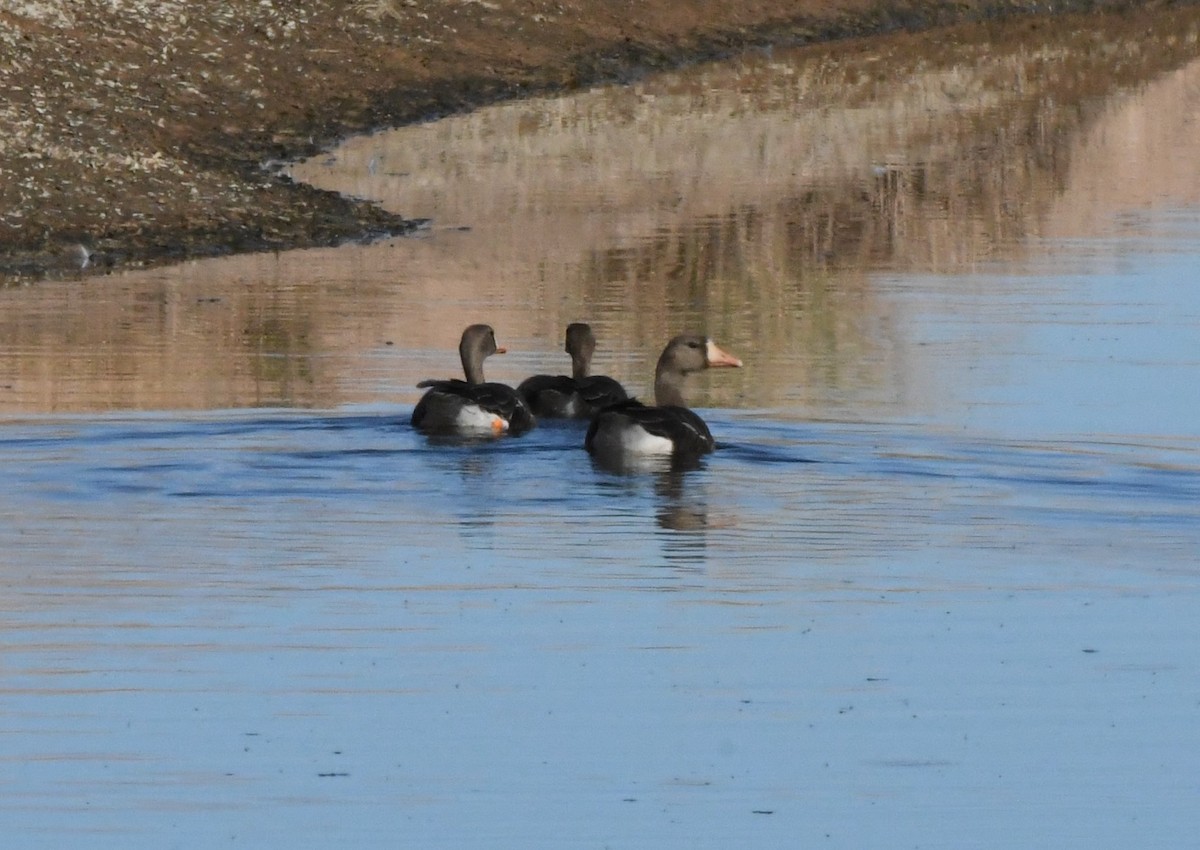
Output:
[0,0,1188,279]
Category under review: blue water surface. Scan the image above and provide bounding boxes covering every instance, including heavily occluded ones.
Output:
[0,388,1197,847]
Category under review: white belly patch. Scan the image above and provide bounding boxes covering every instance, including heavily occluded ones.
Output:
[619,425,674,455]
[456,405,508,432]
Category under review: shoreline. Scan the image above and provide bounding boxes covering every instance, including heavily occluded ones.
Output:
[0,0,1189,280]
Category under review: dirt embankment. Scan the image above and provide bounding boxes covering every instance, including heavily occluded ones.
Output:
[0,0,1190,279]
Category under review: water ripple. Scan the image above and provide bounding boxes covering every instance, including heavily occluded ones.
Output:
[2,409,1196,586]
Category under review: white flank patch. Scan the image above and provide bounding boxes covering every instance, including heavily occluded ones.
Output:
[456,405,508,432]
[619,425,674,455]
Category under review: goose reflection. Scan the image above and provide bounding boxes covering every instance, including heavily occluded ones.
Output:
[589,454,713,568]
[655,468,712,567]
[416,444,504,545]
[652,468,709,533]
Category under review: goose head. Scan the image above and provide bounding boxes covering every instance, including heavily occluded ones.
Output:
[565,322,598,380]
[459,323,506,384]
[654,334,742,407]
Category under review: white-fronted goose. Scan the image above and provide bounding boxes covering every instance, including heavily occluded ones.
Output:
[411,324,535,435]
[517,322,629,419]
[585,333,742,462]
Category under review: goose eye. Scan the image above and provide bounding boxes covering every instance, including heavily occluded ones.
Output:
[687,341,702,349]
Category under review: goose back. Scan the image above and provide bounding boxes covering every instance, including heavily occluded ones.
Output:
[517,323,628,418]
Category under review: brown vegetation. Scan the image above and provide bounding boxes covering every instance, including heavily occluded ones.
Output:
[0,0,1192,278]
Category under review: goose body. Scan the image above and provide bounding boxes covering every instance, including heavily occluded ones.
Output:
[585,400,713,457]
[518,323,628,419]
[411,324,535,435]
[585,334,741,464]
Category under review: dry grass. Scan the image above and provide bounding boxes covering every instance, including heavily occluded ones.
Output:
[0,0,1191,277]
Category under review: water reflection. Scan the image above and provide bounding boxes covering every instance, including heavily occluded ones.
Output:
[0,8,1199,422]
[291,5,1200,413]
[589,455,714,569]
[652,469,709,534]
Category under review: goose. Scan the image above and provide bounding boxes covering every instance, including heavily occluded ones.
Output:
[411,324,535,435]
[517,322,629,418]
[585,333,741,463]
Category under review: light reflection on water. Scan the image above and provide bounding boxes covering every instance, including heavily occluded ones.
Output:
[3,7,1200,847]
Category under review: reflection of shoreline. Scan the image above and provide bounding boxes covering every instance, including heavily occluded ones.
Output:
[1043,61,1200,239]
[285,7,1200,416]
[300,10,1200,273]
[2,9,1200,413]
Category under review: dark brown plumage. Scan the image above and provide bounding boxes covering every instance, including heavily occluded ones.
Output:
[412,324,535,435]
[518,323,628,419]
[585,333,741,463]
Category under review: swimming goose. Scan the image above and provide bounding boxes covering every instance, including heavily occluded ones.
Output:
[517,322,629,418]
[585,333,742,462]
[411,324,535,435]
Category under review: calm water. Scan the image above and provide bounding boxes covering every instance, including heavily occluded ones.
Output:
[4,9,1200,848]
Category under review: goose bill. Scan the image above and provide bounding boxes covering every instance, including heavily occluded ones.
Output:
[705,340,743,368]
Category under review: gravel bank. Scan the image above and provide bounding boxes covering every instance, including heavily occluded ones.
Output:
[0,0,1188,279]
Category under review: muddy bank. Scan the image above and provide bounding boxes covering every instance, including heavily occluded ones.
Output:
[0,0,1191,279]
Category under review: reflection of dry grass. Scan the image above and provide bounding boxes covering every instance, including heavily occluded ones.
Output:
[310,7,1200,284]
[350,0,405,22]
[3,0,1193,276]
[292,9,1200,411]
[5,9,1200,413]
